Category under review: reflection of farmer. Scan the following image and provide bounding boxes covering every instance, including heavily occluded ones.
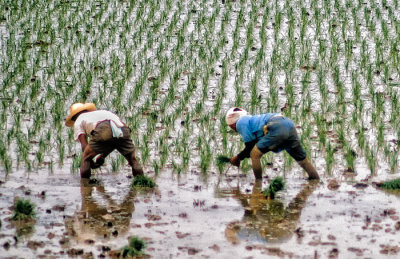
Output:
[65,103,143,178]
[224,180,318,244]
[225,107,319,180]
[65,179,136,242]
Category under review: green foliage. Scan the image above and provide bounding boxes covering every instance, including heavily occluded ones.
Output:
[377,178,400,190]
[216,155,231,166]
[1,0,399,179]
[131,175,156,188]
[121,236,146,258]
[263,177,285,199]
[11,198,36,221]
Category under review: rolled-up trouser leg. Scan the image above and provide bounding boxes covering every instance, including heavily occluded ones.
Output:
[250,146,264,179]
[124,152,144,176]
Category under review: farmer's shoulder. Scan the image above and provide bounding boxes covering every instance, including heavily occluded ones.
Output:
[236,115,251,126]
[239,113,272,123]
[253,113,277,122]
[86,110,117,117]
[95,110,118,116]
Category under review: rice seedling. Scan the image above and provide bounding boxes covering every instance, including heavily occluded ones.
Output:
[111,158,120,173]
[153,159,160,175]
[11,198,36,221]
[345,146,356,172]
[141,136,150,164]
[365,145,377,175]
[200,144,212,174]
[181,146,190,169]
[120,236,146,258]
[172,160,183,174]
[336,122,346,147]
[325,142,335,175]
[314,113,327,148]
[0,150,12,174]
[283,151,294,171]
[131,175,156,188]
[377,122,385,149]
[389,150,399,173]
[376,178,400,190]
[216,155,231,166]
[263,177,285,200]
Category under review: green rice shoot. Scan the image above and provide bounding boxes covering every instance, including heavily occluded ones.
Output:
[216,155,231,166]
[263,177,285,200]
[120,236,146,258]
[131,175,156,188]
[11,198,36,221]
[377,178,400,190]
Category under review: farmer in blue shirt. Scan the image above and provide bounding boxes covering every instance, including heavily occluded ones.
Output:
[226,107,319,180]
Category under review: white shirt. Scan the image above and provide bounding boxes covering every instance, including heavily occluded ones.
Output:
[73,110,125,141]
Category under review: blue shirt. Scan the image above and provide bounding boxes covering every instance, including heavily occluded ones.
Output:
[236,113,279,143]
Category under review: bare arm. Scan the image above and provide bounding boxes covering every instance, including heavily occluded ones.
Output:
[78,134,88,152]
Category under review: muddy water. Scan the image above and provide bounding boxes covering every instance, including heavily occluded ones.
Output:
[1,165,400,258]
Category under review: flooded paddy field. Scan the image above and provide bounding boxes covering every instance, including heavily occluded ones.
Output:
[1,166,400,258]
[2,0,400,258]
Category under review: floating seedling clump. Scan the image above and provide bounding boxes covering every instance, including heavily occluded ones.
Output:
[11,198,36,221]
[120,236,146,258]
[263,177,285,200]
[131,175,156,188]
[376,178,400,190]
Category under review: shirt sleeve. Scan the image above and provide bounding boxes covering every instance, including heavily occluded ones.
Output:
[73,119,86,141]
[236,117,256,143]
[237,140,258,160]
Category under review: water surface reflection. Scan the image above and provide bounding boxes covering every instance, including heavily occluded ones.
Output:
[65,179,136,243]
[221,180,318,244]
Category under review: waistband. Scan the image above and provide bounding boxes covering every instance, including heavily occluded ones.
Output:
[96,120,127,128]
[270,114,284,119]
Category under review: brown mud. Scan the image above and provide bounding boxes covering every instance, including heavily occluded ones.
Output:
[1,164,400,258]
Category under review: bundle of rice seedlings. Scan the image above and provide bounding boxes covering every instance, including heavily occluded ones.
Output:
[131,175,156,188]
[11,198,36,221]
[376,178,400,190]
[216,155,231,166]
[121,236,146,258]
[263,177,285,199]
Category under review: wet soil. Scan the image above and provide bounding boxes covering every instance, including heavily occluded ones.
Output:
[1,164,400,258]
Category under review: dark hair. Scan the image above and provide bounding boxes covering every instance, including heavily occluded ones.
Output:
[71,110,89,121]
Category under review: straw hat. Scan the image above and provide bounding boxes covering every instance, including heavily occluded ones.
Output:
[225,107,248,126]
[65,103,96,127]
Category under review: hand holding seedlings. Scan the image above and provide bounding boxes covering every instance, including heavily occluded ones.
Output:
[216,155,231,165]
[230,155,240,167]
[216,155,236,175]
[90,154,105,169]
[225,107,319,181]
[65,103,144,178]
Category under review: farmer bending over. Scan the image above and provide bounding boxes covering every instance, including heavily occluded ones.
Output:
[226,107,319,180]
[65,103,143,178]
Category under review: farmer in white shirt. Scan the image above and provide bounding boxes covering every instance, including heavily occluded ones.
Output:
[65,103,143,178]
[226,107,319,180]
